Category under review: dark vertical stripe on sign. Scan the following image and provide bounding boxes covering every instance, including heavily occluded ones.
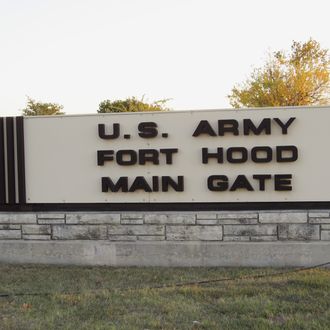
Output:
[16,117,26,204]
[0,118,5,204]
[6,117,15,204]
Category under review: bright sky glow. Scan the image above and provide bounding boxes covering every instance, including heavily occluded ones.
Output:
[0,0,329,116]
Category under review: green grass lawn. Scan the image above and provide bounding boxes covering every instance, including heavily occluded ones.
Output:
[0,265,329,329]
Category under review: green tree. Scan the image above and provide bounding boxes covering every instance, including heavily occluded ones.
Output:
[21,97,64,116]
[228,39,330,108]
[98,96,170,113]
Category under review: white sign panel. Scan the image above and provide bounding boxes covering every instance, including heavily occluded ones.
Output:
[23,107,330,203]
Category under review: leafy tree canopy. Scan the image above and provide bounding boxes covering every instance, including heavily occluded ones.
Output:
[228,39,330,108]
[21,97,64,116]
[98,96,170,113]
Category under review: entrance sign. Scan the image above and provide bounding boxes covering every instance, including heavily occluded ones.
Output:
[1,106,330,207]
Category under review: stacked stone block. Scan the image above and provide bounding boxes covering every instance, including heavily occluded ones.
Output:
[0,211,329,242]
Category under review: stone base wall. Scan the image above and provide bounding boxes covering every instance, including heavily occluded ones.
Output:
[0,210,330,266]
[1,210,329,242]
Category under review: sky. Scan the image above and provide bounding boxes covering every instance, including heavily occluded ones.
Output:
[0,0,329,116]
